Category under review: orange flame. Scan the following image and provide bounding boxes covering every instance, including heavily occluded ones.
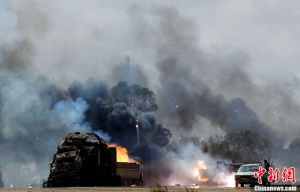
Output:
[108,144,136,163]
[197,160,207,170]
[194,160,209,182]
[199,177,209,182]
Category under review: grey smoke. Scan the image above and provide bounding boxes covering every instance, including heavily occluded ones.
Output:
[0,71,88,188]
[111,56,148,86]
[0,0,300,188]
[157,57,272,136]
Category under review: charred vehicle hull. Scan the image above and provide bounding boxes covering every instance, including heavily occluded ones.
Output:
[45,132,121,187]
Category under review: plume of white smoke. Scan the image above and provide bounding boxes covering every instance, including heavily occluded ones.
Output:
[159,143,234,186]
[53,98,91,132]
[0,71,95,188]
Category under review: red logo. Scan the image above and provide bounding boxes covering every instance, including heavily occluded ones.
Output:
[254,166,266,184]
[282,167,296,183]
[254,166,296,184]
[268,168,280,182]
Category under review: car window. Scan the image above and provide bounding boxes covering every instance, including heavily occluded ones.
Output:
[248,166,259,172]
[238,165,259,172]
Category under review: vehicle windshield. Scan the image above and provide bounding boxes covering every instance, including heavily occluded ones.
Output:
[238,165,259,172]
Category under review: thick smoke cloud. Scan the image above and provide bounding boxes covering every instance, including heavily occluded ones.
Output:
[0,71,77,188]
[157,57,271,136]
[68,79,172,151]
[202,130,273,162]
[0,0,300,188]
[0,72,173,188]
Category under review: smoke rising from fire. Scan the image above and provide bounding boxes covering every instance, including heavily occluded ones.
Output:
[0,72,172,187]
[0,0,300,188]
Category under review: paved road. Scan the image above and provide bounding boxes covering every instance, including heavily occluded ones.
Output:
[0,187,254,192]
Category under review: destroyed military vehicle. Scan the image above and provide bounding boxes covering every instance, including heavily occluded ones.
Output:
[45,132,121,187]
[45,132,143,187]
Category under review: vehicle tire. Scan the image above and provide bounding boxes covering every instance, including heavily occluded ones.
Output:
[241,183,244,187]
[250,183,254,187]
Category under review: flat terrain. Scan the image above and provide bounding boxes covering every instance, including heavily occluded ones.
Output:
[0,187,254,192]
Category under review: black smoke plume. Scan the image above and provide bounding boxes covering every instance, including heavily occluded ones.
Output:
[0,72,172,187]
[157,57,272,136]
[68,79,172,156]
[68,79,173,184]
[202,130,273,162]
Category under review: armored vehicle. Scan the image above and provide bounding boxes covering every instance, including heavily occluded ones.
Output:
[45,132,120,187]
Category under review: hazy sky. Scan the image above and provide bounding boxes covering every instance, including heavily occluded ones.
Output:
[1,0,300,144]
[1,0,300,83]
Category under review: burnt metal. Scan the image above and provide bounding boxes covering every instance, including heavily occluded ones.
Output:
[44,132,121,187]
[117,162,143,186]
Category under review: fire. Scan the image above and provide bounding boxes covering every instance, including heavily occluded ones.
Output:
[192,160,236,187]
[225,172,236,187]
[108,144,136,163]
[199,177,209,182]
[194,160,209,183]
[197,160,207,170]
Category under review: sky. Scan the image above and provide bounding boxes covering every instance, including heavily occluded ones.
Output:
[1,0,300,83]
[0,0,299,146]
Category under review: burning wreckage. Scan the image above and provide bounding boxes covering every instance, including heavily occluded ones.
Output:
[44,131,258,188]
[44,132,142,187]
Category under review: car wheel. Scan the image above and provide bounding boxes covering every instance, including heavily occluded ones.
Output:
[241,183,244,187]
